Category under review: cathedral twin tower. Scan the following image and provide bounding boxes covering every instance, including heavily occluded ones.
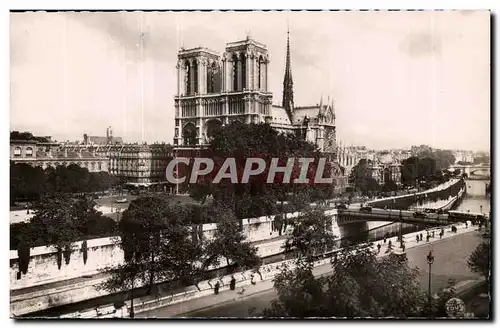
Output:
[173,31,343,191]
[174,36,273,147]
[173,32,337,166]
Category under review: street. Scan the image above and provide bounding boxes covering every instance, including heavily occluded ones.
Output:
[180,231,483,318]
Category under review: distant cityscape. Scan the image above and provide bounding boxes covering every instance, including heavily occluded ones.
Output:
[10,128,490,190]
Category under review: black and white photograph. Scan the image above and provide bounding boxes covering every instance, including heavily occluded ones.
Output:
[8,9,491,319]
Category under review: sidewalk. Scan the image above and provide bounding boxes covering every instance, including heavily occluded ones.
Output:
[137,260,336,318]
[136,221,476,318]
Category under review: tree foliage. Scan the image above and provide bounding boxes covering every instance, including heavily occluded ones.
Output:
[263,245,425,318]
[188,122,335,222]
[411,148,455,172]
[10,162,118,204]
[11,195,117,249]
[204,204,261,271]
[468,241,491,281]
[283,209,337,263]
[401,156,440,186]
[10,131,51,142]
[100,197,260,296]
[348,159,380,195]
[473,154,490,165]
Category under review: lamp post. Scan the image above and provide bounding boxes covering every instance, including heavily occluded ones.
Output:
[427,250,435,315]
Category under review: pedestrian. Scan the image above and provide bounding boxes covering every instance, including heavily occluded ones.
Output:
[432,231,435,238]
[419,233,423,241]
[416,235,419,243]
[377,243,381,253]
[388,240,392,247]
[426,235,430,242]
[465,222,468,228]
[230,276,236,290]
[214,281,220,295]
[402,244,406,252]
[384,237,387,244]
[439,232,443,239]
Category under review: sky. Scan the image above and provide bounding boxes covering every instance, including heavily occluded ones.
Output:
[10,11,490,151]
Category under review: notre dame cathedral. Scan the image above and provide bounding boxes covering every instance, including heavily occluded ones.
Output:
[173,31,345,192]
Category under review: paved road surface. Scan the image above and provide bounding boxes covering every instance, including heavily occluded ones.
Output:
[180,231,483,318]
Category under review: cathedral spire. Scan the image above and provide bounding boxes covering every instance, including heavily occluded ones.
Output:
[282,28,294,122]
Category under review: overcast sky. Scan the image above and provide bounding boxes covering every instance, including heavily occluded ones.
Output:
[10,11,490,151]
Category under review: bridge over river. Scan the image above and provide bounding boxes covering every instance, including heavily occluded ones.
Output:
[449,163,490,179]
[336,207,487,226]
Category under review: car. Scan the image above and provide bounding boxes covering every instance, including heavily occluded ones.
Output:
[115,198,128,204]
[413,211,428,218]
[360,206,372,213]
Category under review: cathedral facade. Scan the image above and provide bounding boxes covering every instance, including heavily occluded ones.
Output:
[173,32,344,193]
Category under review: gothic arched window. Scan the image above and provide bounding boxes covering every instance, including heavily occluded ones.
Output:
[192,60,199,94]
[183,123,197,146]
[258,56,264,90]
[232,54,238,92]
[241,54,246,90]
[207,62,218,94]
[185,61,191,95]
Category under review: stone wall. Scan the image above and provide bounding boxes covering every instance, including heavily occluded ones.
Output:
[367,178,465,209]
[10,211,332,291]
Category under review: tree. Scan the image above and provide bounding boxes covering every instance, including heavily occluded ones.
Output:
[11,131,51,142]
[159,203,206,290]
[97,260,142,318]
[10,163,46,202]
[204,205,260,272]
[189,122,333,224]
[473,155,490,165]
[468,241,490,282]
[382,179,398,192]
[348,159,380,195]
[118,196,170,294]
[263,260,330,317]
[283,209,337,263]
[401,157,419,186]
[30,194,81,249]
[431,149,455,171]
[418,157,436,179]
[115,195,206,295]
[10,196,116,250]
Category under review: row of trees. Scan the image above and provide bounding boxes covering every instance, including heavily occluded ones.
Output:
[11,163,118,204]
[411,148,456,172]
[99,196,261,303]
[11,131,51,143]
[258,208,491,318]
[11,195,117,250]
[12,194,118,271]
[399,156,462,187]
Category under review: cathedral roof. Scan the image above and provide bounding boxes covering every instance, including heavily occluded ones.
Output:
[271,105,292,125]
